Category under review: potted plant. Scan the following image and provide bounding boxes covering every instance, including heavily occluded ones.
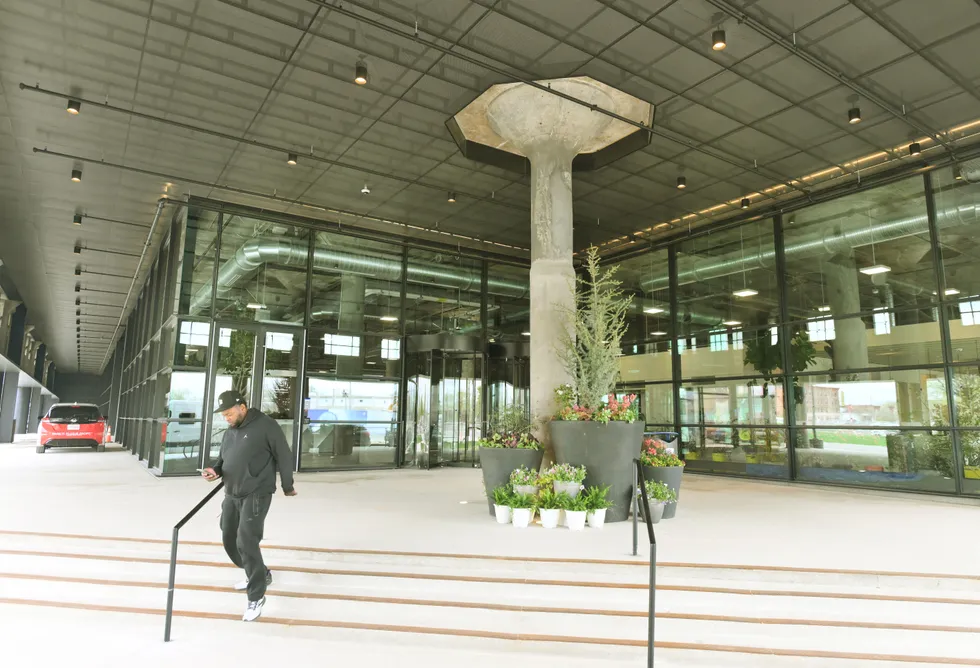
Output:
[477,406,542,516]
[537,489,569,529]
[640,437,685,519]
[509,466,540,497]
[510,493,537,529]
[641,480,677,524]
[582,485,613,529]
[550,248,642,523]
[541,463,586,498]
[492,486,513,525]
[565,494,588,531]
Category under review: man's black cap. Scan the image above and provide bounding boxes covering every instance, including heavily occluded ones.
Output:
[214,390,247,413]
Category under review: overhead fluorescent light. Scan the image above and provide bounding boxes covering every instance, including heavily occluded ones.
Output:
[651,331,667,336]
[722,320,741,326]
[643,307,665,315]
[732,288,758,298]
[245,303,265,310]
[859,264,891,275]
[379,315,398,322]
[522,331,531,336]
[817,305,831,312]
[945,288,960,296]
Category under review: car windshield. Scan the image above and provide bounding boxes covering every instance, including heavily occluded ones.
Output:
[49,405,101,422]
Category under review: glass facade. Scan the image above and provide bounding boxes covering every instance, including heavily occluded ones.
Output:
[109,168,980,498]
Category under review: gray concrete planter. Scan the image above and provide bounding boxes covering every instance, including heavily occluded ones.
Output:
[551,421,644,523]
[478,447,543,516]
[643,464,683,519]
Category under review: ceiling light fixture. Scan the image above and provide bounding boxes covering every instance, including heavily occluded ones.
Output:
[71,169,82,182]
[76,309,81,316]
[712,29,727,51]
[74,267,81,276]
[732,288,758,298]
[354,61,368,85]
[909,142,921,156]
[73,214,82,225]
[859,264,891,275]
[818,305,831,312]
[522,331,531,337]
[67,99,81,115]
[245,303,265,310]
[945,288,961,296]
[447,191,456,203]
[379,315,398,322]
[740,198,750,209]
[73,245,82,255]
[75,298,80,306]
[722,320,741,326]
[74,284,81,292]
[953,164,964,181]
[286,153,298,166]
[676,176,687,189]
[848,107,861,124]
[643,307,665,315]
[361,184,371,195]
[651,331,667,336]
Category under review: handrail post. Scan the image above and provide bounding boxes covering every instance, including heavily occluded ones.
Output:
[632,459,638,557]
[648,539,657,668]
[164,526,179,642]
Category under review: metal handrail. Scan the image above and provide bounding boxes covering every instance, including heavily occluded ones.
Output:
[631,459,657,668]
[164,481,224,642]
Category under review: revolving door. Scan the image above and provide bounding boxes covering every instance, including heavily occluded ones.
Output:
[403,335,530,469]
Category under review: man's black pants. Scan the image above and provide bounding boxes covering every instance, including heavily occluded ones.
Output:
[220,492,272,602]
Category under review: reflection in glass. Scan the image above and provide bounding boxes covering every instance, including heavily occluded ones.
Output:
[487,263,529,342]
[162,420,203,475]
[406,249,484,335]
[301,378,398,469]
[682,426,788,478]
[178,208,219,317]
[796,428,954,493]
[261,330,301,458]
[211,328,256,459]
[932,165,980,304]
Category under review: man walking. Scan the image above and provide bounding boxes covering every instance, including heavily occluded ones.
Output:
[202,390,297,622]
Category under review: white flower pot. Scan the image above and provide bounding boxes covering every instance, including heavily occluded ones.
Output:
[512,508,534,529]
[553,481,582,498]
[587,509,607,529]
[513,484,537,497]
[566,510,587,531]
[494,504,512,524]
[539,508,560,529]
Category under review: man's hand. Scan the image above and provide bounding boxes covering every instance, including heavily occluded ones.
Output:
[201,467,219,482]
[284,488,298,497]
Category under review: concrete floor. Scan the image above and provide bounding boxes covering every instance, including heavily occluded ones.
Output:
[2,438,980,667]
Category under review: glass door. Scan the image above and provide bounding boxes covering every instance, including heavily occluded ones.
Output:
[259,330,303,458]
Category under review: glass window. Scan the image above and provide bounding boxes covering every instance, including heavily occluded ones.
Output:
[783,176,936,320]
[323,334,360,357]
[796,427,954,493]
[681,379,783,426]
[487,263,529,342]
[618,250,671,347]
[213,215,310,325]
[301,378,398,469]
[382,338,400,360]
[682,426,789,479]
[178,208,220,318]
[932,165,980,303]
[405,249,483,335]
[676,219,777,336]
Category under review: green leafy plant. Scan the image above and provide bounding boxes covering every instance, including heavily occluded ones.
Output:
[643,480,677,504]
[742,326,816,403]
[541,463,587,484]
[927,375,980,477]
[537,489,571,510]
[565,494,588,512]
[582,485,614,511]
[492,486,513,506]
[478,404,540,449]
[509,493,538,510]
[509,466,539,488]
[555,246,633,414]
[640,438,684,467]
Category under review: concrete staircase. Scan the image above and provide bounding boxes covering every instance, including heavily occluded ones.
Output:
[0,529,978,666]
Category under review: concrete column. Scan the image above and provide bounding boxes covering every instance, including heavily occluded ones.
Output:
[825,252,869,371]
[0,296,20,356]
[27,387,43,432]
[336,274,365,376]
[5,304,26,364]
[487,80,615,462]
[14,387,30,435]
[20,327,35,373]
[0,371,19,443]
[43,359,53,387]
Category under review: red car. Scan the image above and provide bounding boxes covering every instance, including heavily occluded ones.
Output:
[37,403,108,453]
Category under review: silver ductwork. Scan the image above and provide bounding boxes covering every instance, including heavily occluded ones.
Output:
[641,203,979,292]
[191,237,529,314]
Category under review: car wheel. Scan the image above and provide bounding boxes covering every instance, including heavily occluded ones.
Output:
[36,445,45,454]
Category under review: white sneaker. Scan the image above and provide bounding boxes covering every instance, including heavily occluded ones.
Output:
[243,596,265,622]
[234,570,273,591]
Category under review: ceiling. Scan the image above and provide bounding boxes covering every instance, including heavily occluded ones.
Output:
[3,0,980,373]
